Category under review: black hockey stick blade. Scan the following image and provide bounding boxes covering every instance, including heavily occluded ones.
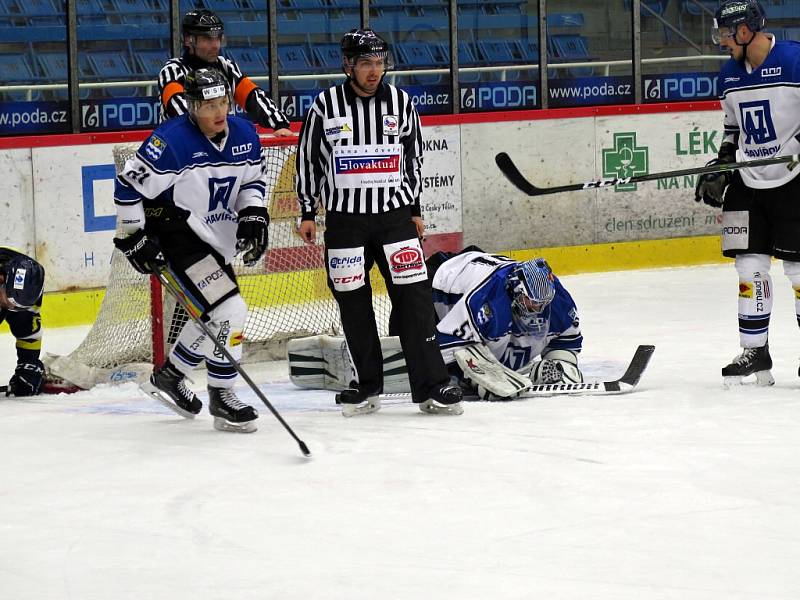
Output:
[496,151,800,197]
[495,152,543,195]
[0,385,6,395]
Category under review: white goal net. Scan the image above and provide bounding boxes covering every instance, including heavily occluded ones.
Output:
[45,135,391,390]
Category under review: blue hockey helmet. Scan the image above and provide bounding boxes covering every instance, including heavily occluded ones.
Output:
[713,1,766,44]
[3,255,45,310]
[508,258,555,331]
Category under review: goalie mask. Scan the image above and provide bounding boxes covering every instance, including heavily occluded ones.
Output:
[184,68,231,114]
[3,255,45,310]
[507,258,555,332]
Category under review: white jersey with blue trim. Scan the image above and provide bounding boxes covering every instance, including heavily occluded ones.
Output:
[432,251,582,372]
[114,114,266,262]
[718,38,800,189]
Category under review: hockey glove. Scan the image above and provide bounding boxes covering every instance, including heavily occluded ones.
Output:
[236,206,269,267]
[7,359,45,397]
[530,349,583,384]
[113,229,165,274]
[694,142,737,208]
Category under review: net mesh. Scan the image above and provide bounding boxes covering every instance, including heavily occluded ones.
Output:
[49,136,391,386]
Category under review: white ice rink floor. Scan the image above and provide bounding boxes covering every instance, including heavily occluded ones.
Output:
[2,263,800,600]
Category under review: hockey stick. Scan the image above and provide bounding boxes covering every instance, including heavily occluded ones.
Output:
[155,267,311,458]
[373,344,654,401]
[495,151,800,197]
[517,344,654,397]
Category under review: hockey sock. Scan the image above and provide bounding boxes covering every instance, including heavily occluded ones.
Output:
[735,254,772,348]
[782,260,800,332]
[204,295,248,388]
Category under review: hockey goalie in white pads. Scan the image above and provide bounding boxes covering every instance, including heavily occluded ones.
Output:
[431,248,584,399]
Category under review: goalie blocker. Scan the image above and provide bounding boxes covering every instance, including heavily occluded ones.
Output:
[287,335,581,400]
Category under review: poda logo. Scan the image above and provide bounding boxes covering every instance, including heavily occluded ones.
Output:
[390,246,423,271]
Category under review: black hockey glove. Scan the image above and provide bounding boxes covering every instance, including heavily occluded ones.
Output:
[7,359,45,397]
[113,229,165,275]
[236,206,269,267]
[694,142,737,208]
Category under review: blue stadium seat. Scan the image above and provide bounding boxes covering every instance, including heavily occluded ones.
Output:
[514,39,540,63]
[0,53,40,100]
[8,0,63,26]
[77,0,109,24]
[477,39,521,80]
[225,46,268,74]
[549,34,592,77]
[112,0,166,23]
[396,41,443,84]
[134,48,170,77]
[679,0,717,33]
[36,52,93,99]
[434,41,481,83]
[312,43,343,72]
[85,51,139,97]
[277,43,313,73]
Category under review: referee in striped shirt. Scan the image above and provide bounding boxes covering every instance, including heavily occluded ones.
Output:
[295,29,463,417]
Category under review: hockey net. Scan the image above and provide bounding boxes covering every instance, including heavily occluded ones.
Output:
[45,135,392,390]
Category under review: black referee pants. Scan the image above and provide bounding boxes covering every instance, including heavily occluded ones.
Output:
[324,207,449,402]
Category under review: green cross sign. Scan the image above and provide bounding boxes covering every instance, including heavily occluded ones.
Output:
[602,132,648,192]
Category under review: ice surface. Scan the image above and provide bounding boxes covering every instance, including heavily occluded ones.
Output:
[2,264,799,600]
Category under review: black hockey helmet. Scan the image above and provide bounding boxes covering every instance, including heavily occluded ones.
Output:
[184,68,230,104]
[341,28,393,70]
[3,255,45,310]
[713,1,766,43]
[182,9,224,39]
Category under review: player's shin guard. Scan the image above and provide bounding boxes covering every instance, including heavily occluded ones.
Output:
[735,255,772,349]
[202,295,247,388]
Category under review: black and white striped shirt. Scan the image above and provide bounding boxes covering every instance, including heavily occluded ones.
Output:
[295,81,424,218]
[158,51,290,131]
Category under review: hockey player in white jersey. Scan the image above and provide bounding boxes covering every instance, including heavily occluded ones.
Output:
[429,248,583,400]
[694,0,800,386]
[113,68,269,432]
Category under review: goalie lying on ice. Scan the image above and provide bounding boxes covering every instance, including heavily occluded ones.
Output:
[288,248,584,401]
[429,248,583,400]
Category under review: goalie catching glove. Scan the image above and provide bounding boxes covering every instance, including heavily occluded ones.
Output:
[113,229,166,274]
[694,142,737,208]
[236,206,269,267]
[530,349,583,384]
[6,359,45,397]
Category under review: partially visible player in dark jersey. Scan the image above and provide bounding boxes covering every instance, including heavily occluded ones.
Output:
[694,0,800,386]
[0,247,45,397]
[158,9,292,136]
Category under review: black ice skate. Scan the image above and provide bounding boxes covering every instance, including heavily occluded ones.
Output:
[722,343,774,387]
[335,385,382,417]
[141,361,202,418]
[208,386,258,433]
[418,384,464,415]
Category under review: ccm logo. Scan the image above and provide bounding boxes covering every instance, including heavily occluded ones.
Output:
[333,274,363,284]
[724,226,748,234]
[390,247,423,271]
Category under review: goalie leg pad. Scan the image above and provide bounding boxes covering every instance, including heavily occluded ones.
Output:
[530,349,583,384]
[454,344,532,400]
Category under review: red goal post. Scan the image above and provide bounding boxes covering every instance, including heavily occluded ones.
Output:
[44,135,391,390]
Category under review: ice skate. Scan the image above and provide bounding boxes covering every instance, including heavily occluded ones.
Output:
[141,361,202,418]
[418,384,464,415]
[208,386,258,433]
[336,386,382,417]
[722,344,774,387]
